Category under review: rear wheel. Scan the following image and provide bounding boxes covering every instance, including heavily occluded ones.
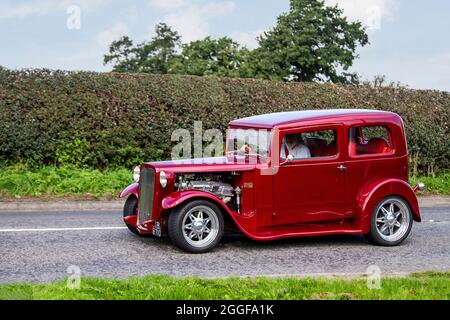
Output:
[365,196,413,246]
[168,200,224,253]
[123,196,152,238]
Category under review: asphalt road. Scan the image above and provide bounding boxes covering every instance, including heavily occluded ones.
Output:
[0,206,449,284]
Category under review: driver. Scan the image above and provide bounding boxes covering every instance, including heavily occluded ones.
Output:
[280,133,311,159]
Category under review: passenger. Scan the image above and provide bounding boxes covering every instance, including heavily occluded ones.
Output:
[280,133,311,159]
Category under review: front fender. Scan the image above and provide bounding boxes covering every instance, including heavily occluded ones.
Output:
[357,178,421,233]
[161,190,260,239]
[119,183,139,198]
[162,190,228,211]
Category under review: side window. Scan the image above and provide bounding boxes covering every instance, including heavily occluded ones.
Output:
[281,129,338,160]
[349,125,393,156]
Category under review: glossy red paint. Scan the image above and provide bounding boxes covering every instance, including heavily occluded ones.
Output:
[123,214,137,226]
[356,178,421,233]
[142,157,262,173]
[118,182,138,199]
[162,190,226,210]
[120,109,421,240]
[273,123,346,226]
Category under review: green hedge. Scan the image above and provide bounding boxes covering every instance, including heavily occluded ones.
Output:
[0,68,448,173]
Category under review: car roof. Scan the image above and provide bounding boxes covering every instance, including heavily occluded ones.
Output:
[229,109,397,128]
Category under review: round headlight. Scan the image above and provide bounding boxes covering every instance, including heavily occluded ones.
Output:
[133,166,140,183]
[159,171,168,188]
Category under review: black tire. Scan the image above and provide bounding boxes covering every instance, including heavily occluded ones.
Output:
[123,196,153,238]
[365,196,413,246]
[168,200,224,253]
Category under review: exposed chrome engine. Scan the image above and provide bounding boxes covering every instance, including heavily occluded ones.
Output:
[176,174,236,205]
[186,181,234,197]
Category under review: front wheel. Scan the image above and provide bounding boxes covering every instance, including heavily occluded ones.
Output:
[365,196,413,246]
[168,200,224,253]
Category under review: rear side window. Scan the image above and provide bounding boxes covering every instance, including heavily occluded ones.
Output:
[349,126,393,156]
[281,129,338,160]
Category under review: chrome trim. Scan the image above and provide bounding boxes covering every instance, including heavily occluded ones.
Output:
[182,205,219,248]
[138,167,155,226]
[375,198,410,242]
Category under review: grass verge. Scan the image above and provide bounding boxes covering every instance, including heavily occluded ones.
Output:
[0,165,448,199]
[410,173,450,195]
[0,165,131,199]
[0,272,449,300]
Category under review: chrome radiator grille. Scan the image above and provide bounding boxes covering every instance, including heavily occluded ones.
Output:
[138,167,155,225]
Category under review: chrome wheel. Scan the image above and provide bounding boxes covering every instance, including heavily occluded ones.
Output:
[182,205,219,248]
[375,198,411,242]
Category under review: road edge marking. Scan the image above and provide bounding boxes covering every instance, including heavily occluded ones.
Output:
[0,226,128,233]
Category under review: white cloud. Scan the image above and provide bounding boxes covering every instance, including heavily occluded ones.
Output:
[60,0,109,13]
[163,10,209,42]
[230,30,264,49]
[96,22,130,48]
[0,0,109,19]
[149,0,189,11]
[150,0,236,42]
[201,1,236,17]
[325,0,396,31]
[0,1,54,19]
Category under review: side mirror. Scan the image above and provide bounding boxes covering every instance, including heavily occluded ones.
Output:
[280,154,294,166]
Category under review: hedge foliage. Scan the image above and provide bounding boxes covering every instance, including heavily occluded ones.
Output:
[0,68,448,173]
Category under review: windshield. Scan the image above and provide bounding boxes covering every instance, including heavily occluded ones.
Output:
[226,128,272,161]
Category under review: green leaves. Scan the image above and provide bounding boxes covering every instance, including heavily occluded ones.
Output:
[103,36,137,72]
[0,165,131,198]
[103,0,368,83]
[172,37,251,78]
[254,0,369,83]
[0,68,448,173]
[1,273,449,300]
[104,23,182,74]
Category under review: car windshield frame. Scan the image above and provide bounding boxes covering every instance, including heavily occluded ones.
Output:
[226,127,273,162]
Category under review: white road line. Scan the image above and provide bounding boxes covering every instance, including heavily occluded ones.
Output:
[0,226,128,233]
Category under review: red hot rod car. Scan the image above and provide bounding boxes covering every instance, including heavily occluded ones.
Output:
[120,109,424,253]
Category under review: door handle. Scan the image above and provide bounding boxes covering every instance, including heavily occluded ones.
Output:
[337,164,346,172]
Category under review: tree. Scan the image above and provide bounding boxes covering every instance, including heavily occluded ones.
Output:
[364,75,406,88]
[103,1,369,83]
[172,37,251,77]
[104,23,181,74]
[251,0,369,83]
[103,36,138,72]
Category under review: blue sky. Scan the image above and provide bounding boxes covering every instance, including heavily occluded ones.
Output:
[1,0,449,91]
